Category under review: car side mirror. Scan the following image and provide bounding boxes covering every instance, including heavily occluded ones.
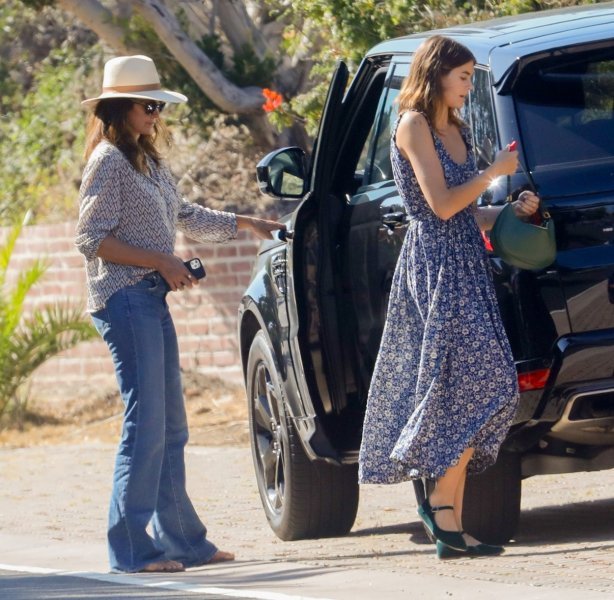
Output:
[256,147,307,199]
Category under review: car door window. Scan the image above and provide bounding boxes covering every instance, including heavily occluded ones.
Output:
[356,63,408,188]
[465,67,498,171]
[359,65,498,189]
[344,62,409,398]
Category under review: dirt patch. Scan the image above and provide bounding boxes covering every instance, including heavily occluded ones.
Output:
[0,371,249,449]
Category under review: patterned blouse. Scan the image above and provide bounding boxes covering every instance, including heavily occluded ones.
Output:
[75,140,237,312]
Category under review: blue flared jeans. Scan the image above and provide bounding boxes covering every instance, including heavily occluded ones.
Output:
[91,274,217,572]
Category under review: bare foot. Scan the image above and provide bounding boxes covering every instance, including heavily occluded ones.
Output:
[207,550,235,564]
[140,559,185,573]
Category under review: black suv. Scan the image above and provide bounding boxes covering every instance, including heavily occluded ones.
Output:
[238,4,614,544]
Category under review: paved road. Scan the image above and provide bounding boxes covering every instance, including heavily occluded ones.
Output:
[0,569,257,600]
[1,444,613,599]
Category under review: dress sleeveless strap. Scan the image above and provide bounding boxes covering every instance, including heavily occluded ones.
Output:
[391,112,404,143]
[459,125,474,152]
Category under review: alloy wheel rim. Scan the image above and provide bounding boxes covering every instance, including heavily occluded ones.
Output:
[252,361,285,515]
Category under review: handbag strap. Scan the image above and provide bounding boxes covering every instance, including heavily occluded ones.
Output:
[506,152,551,221]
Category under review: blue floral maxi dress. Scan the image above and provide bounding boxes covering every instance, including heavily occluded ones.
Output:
[358,114,519,484]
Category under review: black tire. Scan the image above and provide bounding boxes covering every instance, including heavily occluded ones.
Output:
[462,450,522,545]
[246,331,359,541]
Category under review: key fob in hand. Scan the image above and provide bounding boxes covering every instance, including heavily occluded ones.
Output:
[184,258,206,280]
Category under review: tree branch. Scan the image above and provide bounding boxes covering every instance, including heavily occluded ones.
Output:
[216,0,270,59]
[56,0,137,55]
[132,0,263,114]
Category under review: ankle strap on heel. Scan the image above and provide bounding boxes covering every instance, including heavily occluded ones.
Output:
[418,500,467,552]
[431,505,455,512]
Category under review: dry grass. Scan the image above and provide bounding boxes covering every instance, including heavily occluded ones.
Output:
[0,371,250,448]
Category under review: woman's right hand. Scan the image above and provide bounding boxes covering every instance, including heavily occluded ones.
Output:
[491,148,519,177]
[156,254,195,292]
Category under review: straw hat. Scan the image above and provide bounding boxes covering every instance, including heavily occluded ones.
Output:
[82,55,187,106]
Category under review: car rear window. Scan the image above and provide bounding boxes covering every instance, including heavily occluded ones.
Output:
[514,45,614,171]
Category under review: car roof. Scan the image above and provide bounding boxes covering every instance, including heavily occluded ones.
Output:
[367,2,614,83]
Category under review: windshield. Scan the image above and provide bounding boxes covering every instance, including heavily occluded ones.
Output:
[514,45,614,172]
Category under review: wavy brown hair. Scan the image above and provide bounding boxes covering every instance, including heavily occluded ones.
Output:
[83,98,171,173]
[397,35,476,132]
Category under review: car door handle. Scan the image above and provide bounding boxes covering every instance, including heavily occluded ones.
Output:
[381,212,407,228]
[276,229,294,242]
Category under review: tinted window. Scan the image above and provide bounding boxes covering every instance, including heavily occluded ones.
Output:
[361,65,498,184]
[515,46,614,170]
[466,68,498,171]
[357,66,406,186]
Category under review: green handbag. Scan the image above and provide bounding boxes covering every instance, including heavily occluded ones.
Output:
[490,199,556,270]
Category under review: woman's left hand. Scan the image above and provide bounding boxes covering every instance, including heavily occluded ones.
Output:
[237,215,286,240]
[512,190,540,219]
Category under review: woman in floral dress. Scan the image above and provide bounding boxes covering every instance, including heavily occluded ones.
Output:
[358,36,539,559]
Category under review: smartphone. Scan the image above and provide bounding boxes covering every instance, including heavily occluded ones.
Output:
[184,258,206,280]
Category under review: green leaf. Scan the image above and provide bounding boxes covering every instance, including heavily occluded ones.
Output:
[0,221,97,423]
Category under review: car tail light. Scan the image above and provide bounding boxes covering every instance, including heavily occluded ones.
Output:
[481,231,493,252]
[518,368,550,392]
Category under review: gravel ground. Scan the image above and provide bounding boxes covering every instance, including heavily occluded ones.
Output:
[1,443,613,596]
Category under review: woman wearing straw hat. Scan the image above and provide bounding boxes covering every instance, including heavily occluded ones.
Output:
[76,55,283,573]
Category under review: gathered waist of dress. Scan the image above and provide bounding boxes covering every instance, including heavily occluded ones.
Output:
[405,211,482,248]
[405,206,477,227]
[405,211,453,230]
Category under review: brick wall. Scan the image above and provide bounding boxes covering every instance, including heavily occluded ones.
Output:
[3,222,260,387]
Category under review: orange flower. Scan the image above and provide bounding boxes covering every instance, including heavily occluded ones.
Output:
[262,88,283,113]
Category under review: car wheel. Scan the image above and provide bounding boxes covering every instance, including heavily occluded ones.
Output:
[246,331,359,541]
[462,450,521,545]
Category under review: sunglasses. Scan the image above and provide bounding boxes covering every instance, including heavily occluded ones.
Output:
[134,100,166,115]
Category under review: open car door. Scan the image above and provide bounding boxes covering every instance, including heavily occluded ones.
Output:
[301,61,350,416]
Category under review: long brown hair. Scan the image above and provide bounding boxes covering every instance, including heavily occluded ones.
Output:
[397,35,476,131]
[83,98,171,173]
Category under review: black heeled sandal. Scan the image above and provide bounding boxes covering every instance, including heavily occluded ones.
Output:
[417,499,467,552]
